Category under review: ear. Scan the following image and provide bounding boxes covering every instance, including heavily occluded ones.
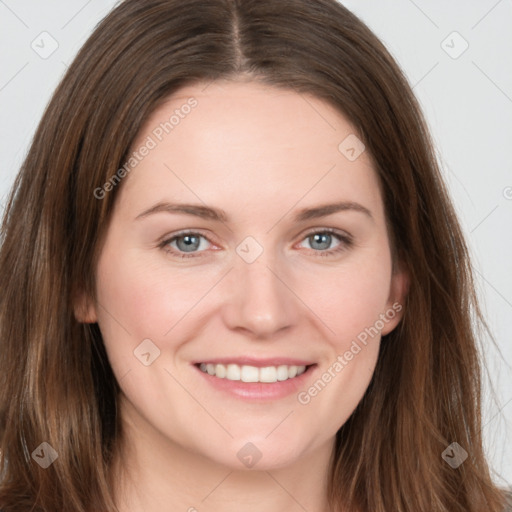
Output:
[381,264,409,336]
[73,290,98,324]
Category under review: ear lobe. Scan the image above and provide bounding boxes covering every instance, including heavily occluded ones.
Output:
[73,291,98,324]
[381,266,409,336]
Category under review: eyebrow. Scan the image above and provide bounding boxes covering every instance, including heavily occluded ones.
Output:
[135,201,373,223]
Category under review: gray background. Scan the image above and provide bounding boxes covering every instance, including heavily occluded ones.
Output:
[1,0,511,486]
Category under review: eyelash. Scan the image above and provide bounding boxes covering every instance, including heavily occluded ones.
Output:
[159,228,353,260]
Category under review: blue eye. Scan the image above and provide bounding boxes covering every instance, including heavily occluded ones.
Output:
[304,232,338,251]
[162,232,211,258]
[160,228,352,259]
[299,229,353,256]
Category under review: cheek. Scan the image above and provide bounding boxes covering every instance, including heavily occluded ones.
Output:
[292,258,391,433]
[94,248,220,357]
[298,253,393,343]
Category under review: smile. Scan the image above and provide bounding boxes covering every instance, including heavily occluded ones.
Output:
[198,363,307,383]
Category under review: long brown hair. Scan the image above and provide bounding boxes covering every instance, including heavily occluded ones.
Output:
[0,0,507,510]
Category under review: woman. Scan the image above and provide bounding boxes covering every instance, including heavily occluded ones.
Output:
[0,0,509,510]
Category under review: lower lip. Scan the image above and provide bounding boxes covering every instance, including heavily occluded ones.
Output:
[193,364,317,401]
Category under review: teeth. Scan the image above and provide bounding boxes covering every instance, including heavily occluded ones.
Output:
[226,364,240,381]
[199,363,308,382]
[260,366,277,383]
[276,365,289,381]
[215,364,227,378]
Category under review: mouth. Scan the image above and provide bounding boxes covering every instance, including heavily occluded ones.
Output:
[193,359,317,401]
[197,362,309,383]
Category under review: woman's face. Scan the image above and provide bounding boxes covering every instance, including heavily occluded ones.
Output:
[82,80,406,470]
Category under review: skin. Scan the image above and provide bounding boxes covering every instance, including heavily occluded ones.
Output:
[77,79,407,512]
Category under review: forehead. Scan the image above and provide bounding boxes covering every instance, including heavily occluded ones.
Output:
[120,80,382,218]
[134,79,362,158]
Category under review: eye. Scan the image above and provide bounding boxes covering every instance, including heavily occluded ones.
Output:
[298,228,353,256]
[160,231,212,258]
[160,228,353,260]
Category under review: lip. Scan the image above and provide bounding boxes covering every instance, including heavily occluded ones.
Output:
[193,361,318,401]
[192,357,316,367]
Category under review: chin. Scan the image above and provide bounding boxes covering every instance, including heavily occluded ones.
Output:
[201,434,311,472]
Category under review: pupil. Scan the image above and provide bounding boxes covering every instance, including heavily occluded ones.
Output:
[311,233,330,250]
[178,235,199,252]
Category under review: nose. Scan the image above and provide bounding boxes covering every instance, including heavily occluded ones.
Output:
[221,252,301,339]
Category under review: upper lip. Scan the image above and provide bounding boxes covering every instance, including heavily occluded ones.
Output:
[193,357,316,368]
